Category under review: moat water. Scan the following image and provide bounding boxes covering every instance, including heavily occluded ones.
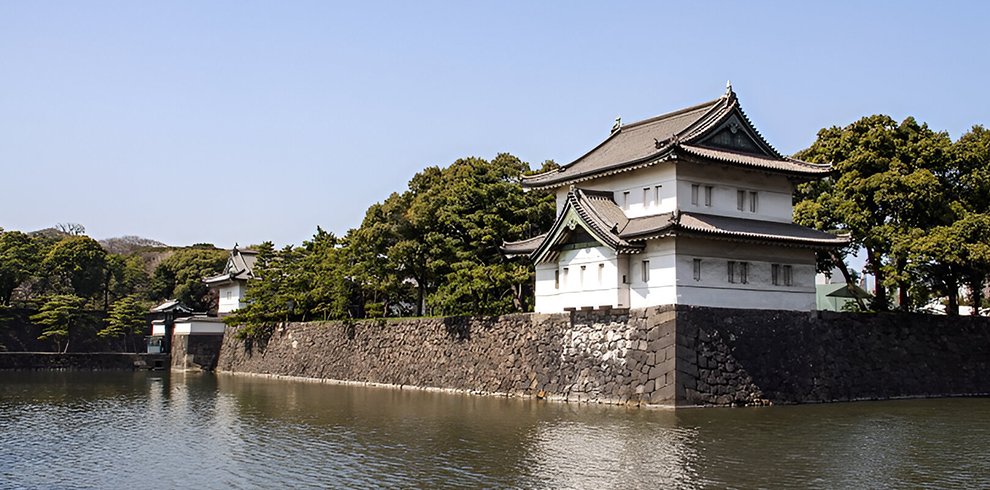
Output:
[1,371,989,489]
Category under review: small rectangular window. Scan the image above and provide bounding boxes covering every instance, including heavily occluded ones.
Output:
[704,185,713,207]
[727,261,736,283]
[643,188,650,206]
[771,264,780,286]
[555,270,560,289]
[642,260,650,283]
[750,191,758,213]
[740,262,749,284]
[623,191,630,209]
[598,263,604,283]
[654,185,662,205]
[562,267,569,288]
[783,265,793,286]
[693,258,702,281]
[737,190,745,211]
[691,184,699,206]
[580,265,586,287]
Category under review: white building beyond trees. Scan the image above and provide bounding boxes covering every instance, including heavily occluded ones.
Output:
[204,246,258,315]
[504,84,848,312]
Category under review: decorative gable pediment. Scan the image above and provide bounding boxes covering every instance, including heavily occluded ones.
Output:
[532,207,610,264]
[695,113,775,158]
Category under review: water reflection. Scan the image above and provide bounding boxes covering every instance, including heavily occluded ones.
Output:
[1,372,989,488]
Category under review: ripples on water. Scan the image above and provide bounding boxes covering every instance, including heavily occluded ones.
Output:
[1,371,989,489]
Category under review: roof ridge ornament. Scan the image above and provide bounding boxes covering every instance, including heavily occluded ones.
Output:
[611,116,622,134]
[725,80,733,95]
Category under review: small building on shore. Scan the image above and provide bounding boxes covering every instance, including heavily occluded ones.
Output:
[504,84,848,312]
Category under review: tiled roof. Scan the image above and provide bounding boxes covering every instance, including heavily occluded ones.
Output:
[501,233,547,256]
[676,212,849,246]
[502,187,848,260]
[522,88,829,189]
[677,145,831,176]
[204,247,258,285]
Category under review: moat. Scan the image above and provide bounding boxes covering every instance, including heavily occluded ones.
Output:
[2,371,988,488]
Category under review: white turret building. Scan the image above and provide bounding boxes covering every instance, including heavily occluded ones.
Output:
[504,85,847,312]
[204,246,257,315]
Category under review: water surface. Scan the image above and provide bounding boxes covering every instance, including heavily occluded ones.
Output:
[1,371,988,488]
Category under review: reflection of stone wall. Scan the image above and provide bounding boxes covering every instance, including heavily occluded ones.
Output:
[216,307,990,407]
[172,334,224,372]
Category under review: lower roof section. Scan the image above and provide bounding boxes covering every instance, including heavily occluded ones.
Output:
[502,188,849,261]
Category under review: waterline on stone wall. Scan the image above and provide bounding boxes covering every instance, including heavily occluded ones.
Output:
[215,370,679,410]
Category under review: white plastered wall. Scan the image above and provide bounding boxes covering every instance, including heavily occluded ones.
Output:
[554,163,677,218]
[628,239,677,308]
[676,163,795,223]
[534,245,624,313]
[217,282,246,314]
[674,236,817,310]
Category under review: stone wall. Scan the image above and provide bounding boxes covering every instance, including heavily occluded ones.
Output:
[172,334,224,372]
[678,307,990,406]
[218,308,679,406]
[0,352,169,370]
[216,306,990,407]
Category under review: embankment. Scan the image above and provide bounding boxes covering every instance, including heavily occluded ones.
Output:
[216,306,990,407]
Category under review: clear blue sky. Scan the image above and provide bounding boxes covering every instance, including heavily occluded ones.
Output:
[1,1,987,248]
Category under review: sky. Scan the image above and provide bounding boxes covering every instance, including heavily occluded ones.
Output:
[1,1,987,249]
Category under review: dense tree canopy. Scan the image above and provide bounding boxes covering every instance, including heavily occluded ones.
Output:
[229,153,555,336]
[151,247,228,312]
[795,118,990,313]
[44,235,108,302]
[0,230,40,306]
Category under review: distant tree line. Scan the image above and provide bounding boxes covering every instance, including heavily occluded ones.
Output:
[0,226,227,352]
[795,118,990,314]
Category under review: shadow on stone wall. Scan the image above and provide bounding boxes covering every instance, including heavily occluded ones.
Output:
[679,307,990,406]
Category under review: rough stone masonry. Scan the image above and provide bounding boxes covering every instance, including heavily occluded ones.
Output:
[216,306,990,407]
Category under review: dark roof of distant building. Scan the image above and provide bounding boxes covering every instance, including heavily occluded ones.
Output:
[521,86,831,189]
[203,246,258,286]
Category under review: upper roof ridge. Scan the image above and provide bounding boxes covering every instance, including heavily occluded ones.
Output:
[621,95,726,132]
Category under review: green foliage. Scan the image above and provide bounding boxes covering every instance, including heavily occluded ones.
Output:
[44,236,108,301]
[100,295,149,339]
[794,115,953,311]
[795,117,990,314]
[30,294,87,353]
[347,153,555,317]
[151,248,227,311]
[0,230,40,305]
[226,153,554,333]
